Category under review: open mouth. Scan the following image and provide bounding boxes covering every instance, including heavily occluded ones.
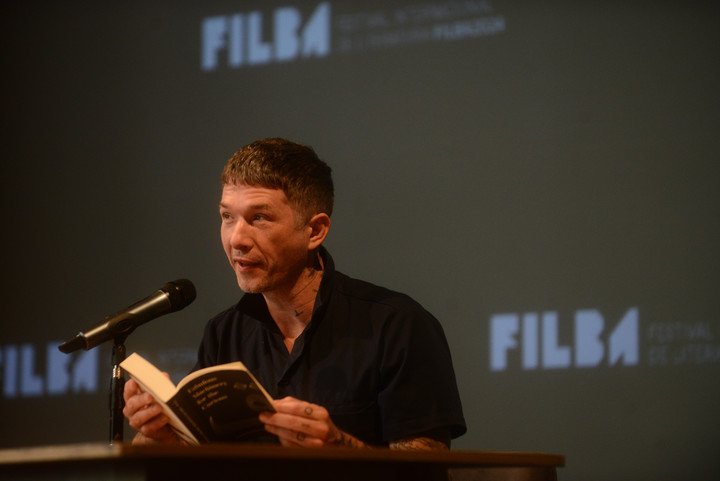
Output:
[235,258,260,271]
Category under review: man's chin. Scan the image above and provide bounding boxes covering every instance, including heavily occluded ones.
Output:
[237,283,260,294]
[235,276,265,294]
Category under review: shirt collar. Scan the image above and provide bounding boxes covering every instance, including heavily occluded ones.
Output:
[309,245,335,326]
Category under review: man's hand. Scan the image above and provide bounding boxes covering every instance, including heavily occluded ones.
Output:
[259,397,368,448]
[122,378,181,445]
[258,397,449,450]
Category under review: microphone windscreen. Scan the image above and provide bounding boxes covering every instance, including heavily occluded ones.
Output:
[163,279,196,311]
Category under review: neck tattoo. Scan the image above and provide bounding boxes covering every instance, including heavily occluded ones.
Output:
[291,270,321,318]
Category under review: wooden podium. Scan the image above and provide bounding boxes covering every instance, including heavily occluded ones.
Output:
[0,443,564,481]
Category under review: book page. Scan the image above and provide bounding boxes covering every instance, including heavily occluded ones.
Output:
[120,353,177,402]
[120,353,201,444]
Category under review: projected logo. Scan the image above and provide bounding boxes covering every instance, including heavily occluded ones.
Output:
[0,342,98,398]
[200,1,506,71]
[201,3,331,70]
[489,307,720,372]
[0,343,197,401]
[490,308,639,371]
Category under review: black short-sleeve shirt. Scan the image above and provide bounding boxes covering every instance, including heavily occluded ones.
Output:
[194,248,466,445]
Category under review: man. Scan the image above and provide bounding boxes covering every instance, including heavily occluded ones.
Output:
[124,138,466,449]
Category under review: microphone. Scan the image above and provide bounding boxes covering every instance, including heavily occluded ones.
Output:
[58,279,196,353]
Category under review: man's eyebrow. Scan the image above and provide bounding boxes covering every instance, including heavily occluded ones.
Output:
[218,202,273,211]
[252,204,273,210]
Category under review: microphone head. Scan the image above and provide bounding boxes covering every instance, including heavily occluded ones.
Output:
[162,279,197,311]
[58,335,86,354]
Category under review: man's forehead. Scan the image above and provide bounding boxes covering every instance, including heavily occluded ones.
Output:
[220,183,292,208]
[222,183,285,198]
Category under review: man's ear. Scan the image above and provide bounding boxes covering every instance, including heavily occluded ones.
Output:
[307,213,331,250]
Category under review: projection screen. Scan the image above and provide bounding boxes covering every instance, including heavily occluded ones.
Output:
[2,1,719,480]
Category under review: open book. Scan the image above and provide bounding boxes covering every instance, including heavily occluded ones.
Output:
[120,352,275,445]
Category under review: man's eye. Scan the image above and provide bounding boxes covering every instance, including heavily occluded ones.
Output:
[253,214,266,222]
[220,212,232,221]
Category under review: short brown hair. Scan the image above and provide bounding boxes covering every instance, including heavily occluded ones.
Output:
[221,138,334,222]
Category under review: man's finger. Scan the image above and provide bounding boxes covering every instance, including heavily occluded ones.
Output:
[262,420,322,448]
[123,379,142,400]
[273,397,327,420]
[260,411,329,442]
[122,392,156,417]
[139,411,171,436]
[126,401,165,430]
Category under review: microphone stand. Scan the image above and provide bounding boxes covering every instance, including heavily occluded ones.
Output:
[109,334,128,445]
[58,279,196,445]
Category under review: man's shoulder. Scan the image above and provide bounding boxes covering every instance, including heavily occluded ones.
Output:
[330,270,428,315]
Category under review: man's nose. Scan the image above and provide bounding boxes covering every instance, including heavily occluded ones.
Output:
[230,219,253,250]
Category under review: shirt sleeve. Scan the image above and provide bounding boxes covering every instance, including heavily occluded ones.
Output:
[376,302,467,442]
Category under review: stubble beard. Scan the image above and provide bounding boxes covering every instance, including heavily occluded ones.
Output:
[235,271,269,294]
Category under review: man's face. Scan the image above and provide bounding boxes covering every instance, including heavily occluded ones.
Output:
[219,183,312,295]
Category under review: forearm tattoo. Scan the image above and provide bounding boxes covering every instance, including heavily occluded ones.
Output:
[389,437,450,451]
[329,431,449,451]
